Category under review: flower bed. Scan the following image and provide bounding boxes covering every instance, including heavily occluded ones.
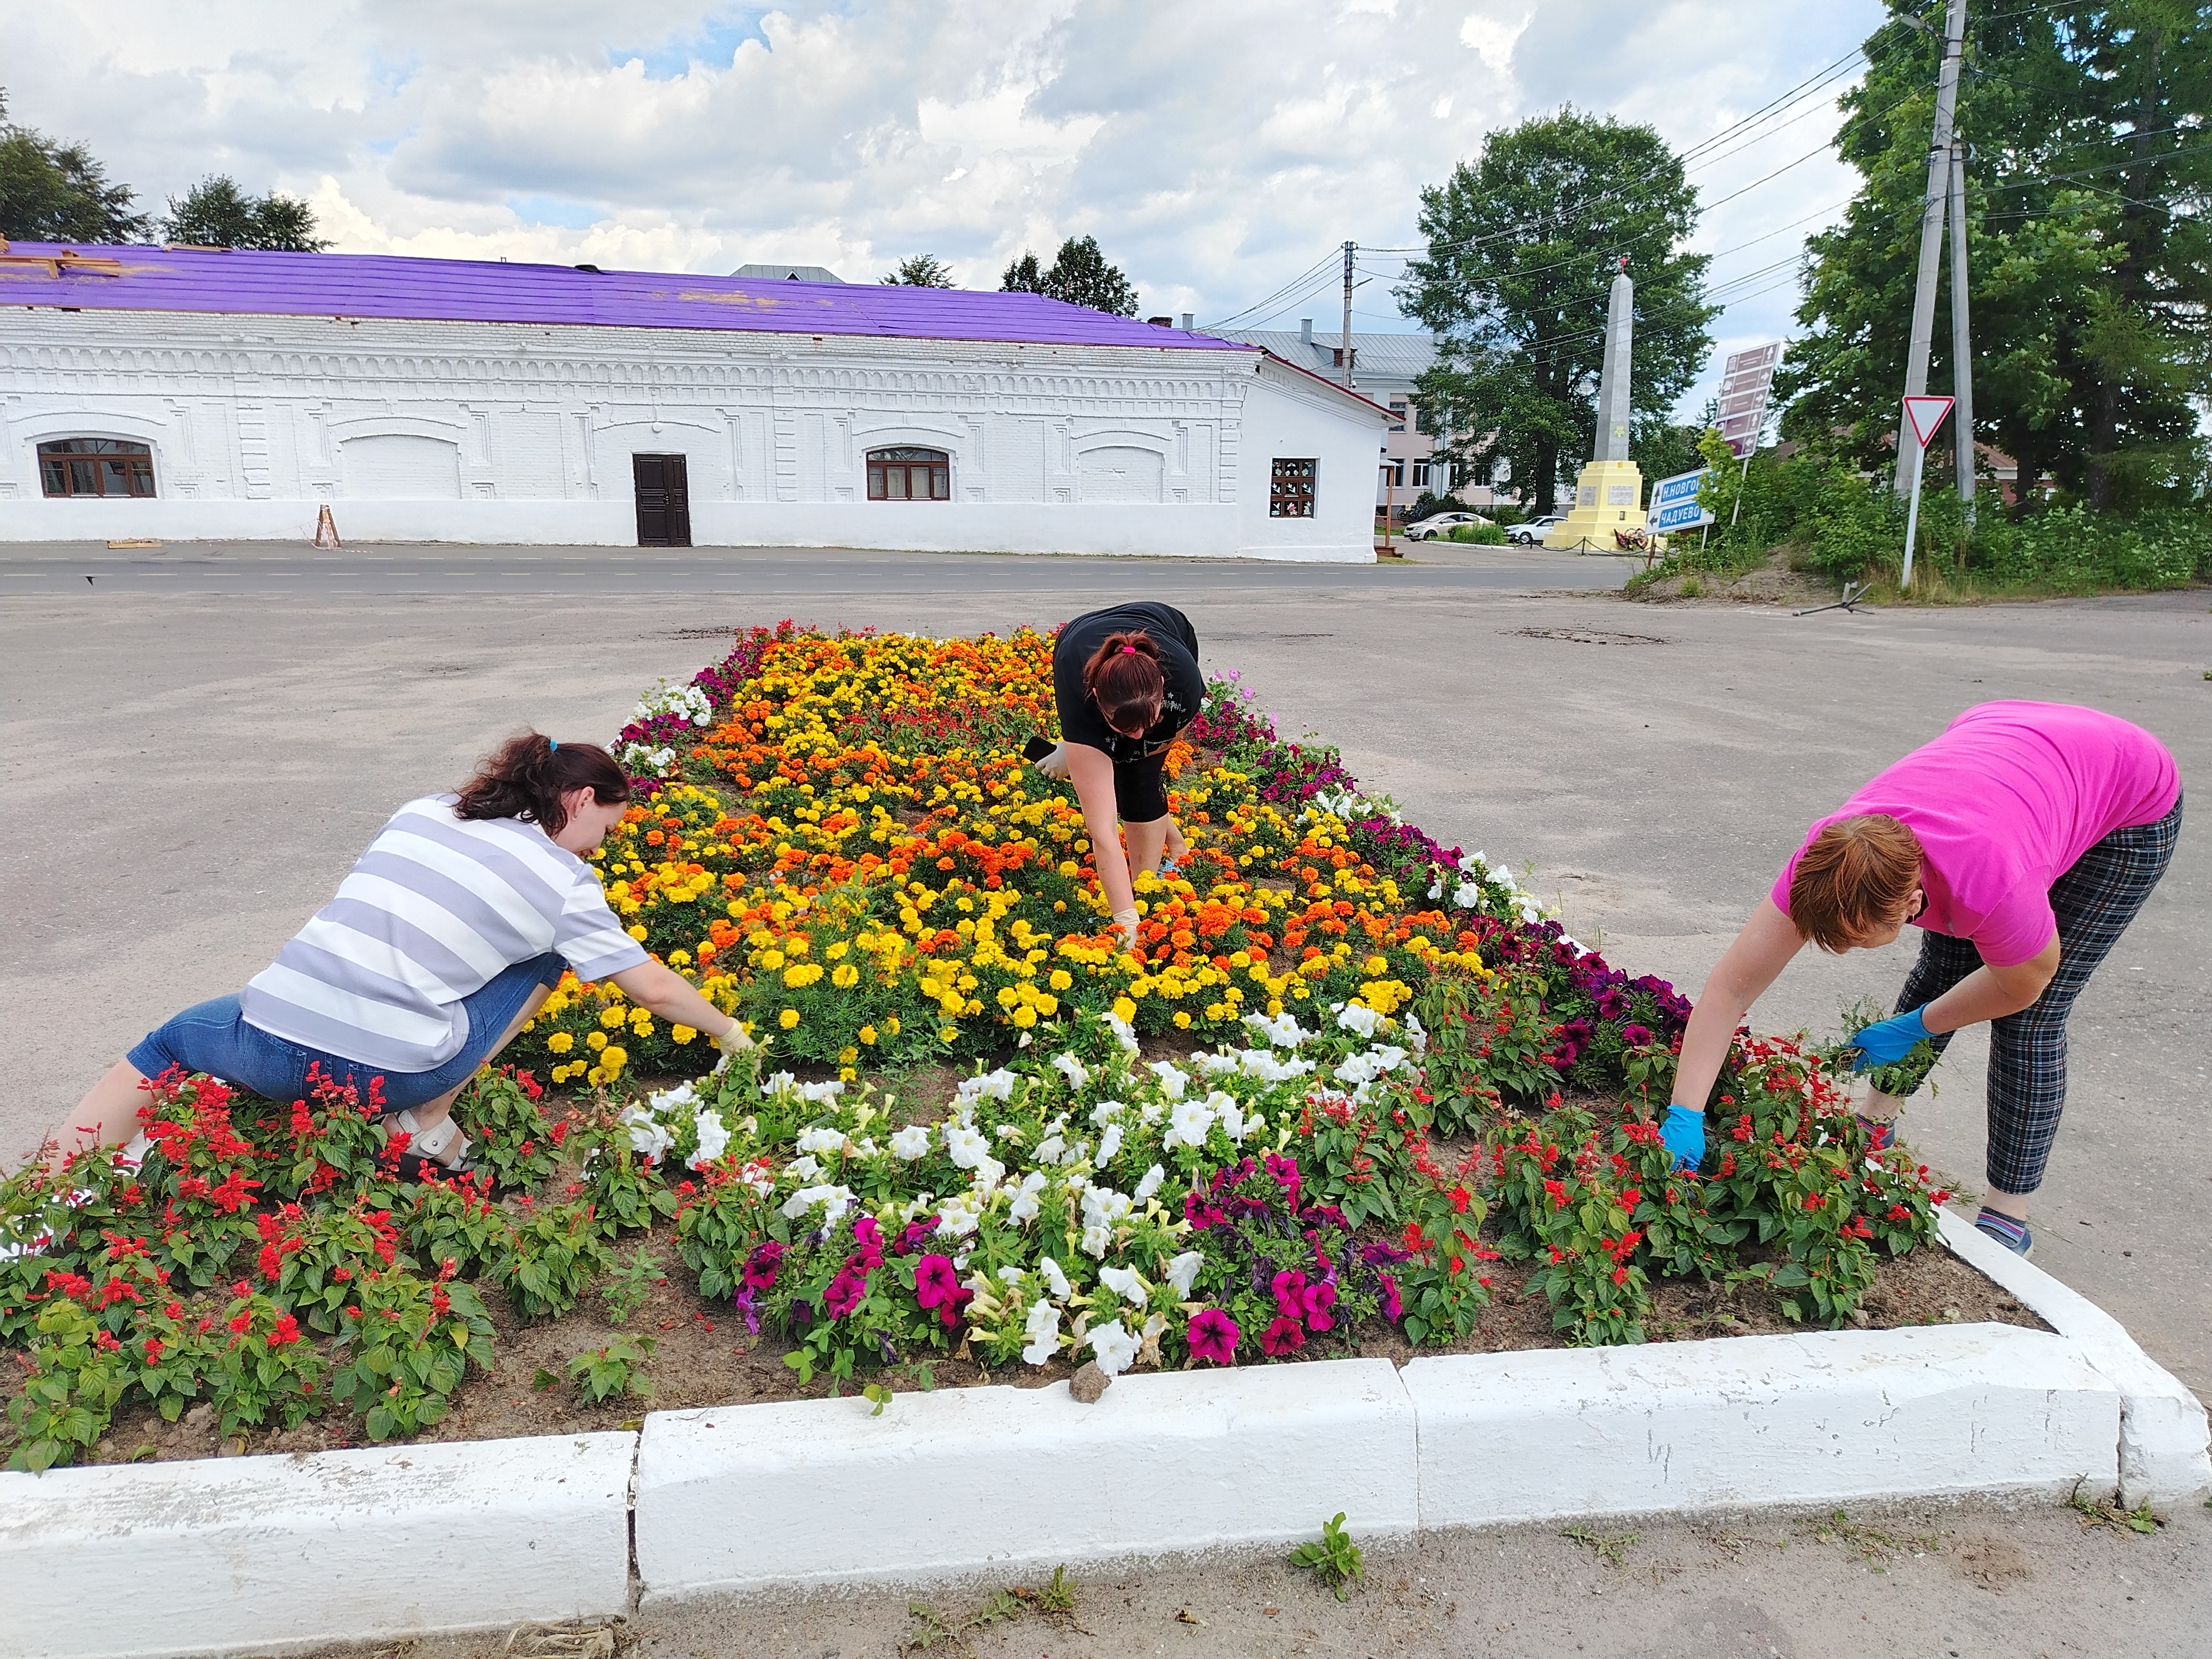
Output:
[3,625,1961,1472]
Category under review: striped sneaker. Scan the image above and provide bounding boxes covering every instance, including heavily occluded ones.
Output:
[1974,1208,2033,1256]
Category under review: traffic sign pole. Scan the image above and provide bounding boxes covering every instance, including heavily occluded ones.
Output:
[1901,437,1928,588]
[1897,394,1955,588]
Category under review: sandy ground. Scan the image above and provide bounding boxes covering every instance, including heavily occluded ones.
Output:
[5,541,2208,1651]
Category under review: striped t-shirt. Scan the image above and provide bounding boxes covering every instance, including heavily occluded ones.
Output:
[241,795,648,1072]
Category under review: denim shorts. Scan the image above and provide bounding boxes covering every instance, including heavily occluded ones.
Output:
[126,952,566,1113]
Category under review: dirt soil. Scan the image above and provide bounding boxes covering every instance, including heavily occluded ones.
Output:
[80,1201,2043,1467]
[1626,548,1836,608]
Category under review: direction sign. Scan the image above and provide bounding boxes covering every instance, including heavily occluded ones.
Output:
[1650,468,1712,534]
[1714,341,1783,458]
[1903,394,1955,450]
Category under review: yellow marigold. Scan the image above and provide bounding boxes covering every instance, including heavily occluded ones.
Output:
[859,1024,877,1045]
[779,1008,800,1030]
[831,963,859,988]
[627,924,648,941]
[1112,996,1138,1024]
[586,1030,609,1051]
[671,1024,697,1044]
[547,1032,575,1055]
[601,1045,628,1071]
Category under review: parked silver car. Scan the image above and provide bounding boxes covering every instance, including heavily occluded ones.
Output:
[1402,511,1495,542]
[1505,515,1565,544]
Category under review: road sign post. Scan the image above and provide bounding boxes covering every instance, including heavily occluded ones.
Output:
[1899,394,1955,587]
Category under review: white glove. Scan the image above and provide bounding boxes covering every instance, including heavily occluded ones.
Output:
[1112,906,1140,951]
[1034,742,1072,782]
[714,1022,754,1057]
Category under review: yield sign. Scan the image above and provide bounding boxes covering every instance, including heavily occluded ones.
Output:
[1903,395,1955,450]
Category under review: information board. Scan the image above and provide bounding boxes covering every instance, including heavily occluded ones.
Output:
[1650,467,1713,533]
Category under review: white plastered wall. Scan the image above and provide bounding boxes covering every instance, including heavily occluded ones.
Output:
[0,312,1385,559]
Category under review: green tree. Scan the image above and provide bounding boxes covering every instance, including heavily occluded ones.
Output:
[1397,109,1716,514]
[1000,236,1139,316]
[1782,3,2211,510]
[162,174,328,252]
[0,89,149,243]
[880,253,954,287]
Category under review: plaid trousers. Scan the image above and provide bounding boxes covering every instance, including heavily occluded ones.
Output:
[1897,791,2183,1195]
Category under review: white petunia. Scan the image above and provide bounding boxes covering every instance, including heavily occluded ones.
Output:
[889,1124,933,1160]
[1453,879,1485,909]
[688,1109,729,1170]
[1164,1097,1217,1151]
[1165,1250,1206,1297]
[1335,1002,1384,1038]
[1008,1170,1048,1223]
[1034,1134,1066,1165]
[935,1193,981,1239]
[956,1068,1019,1106]
[1242,1010,1312,1050]
[942,1122,990,1169]
[1404,1012,1428,1056]
[1080,1223,1112,1259]
[1098,1264,1147,1303]
[968,1155,1005,1194]
[781,1154,823,1183]
[997,1265,1026,1285]
[780,1183,854,1223]
[1147,1061,1188,1100]
[795,1126,848,1156]
[1189,1051,1239,1077]
[1133,1164,1165,1203]
[1214,1096,1248,1144]
[1087,1318,1141,1378]
[1105,1014,1139,1055]
[1051,1052,1091,1091]
[1021,1298,1062,1366]
[649,1081,699,1115]
[761,1070,798,1095]
[796,1079,846,1104]
[618,1104,674,1162]
[1096,1123,1124,1166]
[1037,1256,1072,1300]
[1237,1048,1315,1083]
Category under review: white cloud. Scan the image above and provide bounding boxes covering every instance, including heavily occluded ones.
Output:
[9,0,1884,408]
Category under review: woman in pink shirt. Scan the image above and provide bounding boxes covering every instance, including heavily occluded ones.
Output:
[1659,702,2181,1256]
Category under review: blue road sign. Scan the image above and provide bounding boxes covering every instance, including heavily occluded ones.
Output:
[1650,468,1713,533]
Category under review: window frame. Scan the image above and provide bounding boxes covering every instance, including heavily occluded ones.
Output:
[1269,456,1318,519]
[37,437,157,499]
[865,446,951,502]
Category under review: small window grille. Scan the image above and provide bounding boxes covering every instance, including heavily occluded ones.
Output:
[1269,457,1317,518]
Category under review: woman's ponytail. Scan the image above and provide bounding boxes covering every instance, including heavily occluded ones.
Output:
[1082,630,1166,733]
[453,732,629,834]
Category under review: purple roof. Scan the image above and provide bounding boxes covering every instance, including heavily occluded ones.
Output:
[0,241,1250,351]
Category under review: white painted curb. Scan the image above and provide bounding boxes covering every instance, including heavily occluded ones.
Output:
[1936,1208,2212,1506]
[1406,1324,2119,1530]
[633,1358,1417,1600]
[0,1432,635,1659]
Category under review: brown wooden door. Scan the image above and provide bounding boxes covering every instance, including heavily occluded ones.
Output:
[633,453,692,546]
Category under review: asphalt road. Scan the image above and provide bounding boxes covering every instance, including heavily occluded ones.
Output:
[6,539,2209,1651]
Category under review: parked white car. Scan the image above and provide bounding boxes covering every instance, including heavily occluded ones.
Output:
[1402,511,1496,542]
[1505,515,1565,545]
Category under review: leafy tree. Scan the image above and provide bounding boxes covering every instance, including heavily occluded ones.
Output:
[999,236,1139,316]
[0,89,149,243]
[162,175,328,252]
[1782,3,2211,510]
[1398,109,1716,514]
[880,253,954,288]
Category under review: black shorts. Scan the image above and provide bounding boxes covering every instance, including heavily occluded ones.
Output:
[1113,749,1171,824]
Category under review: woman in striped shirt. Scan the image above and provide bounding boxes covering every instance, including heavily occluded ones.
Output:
[51,734,749,1180]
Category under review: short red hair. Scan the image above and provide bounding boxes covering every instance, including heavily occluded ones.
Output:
[1787,814,1924,952]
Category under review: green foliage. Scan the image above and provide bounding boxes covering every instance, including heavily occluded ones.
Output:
[1833,998,1940,1100]
[197,1287,327,1435]
[0,89,149,243]
[568,1334,654,1404]
[399,1173,514,1281]
[1288,1512,1365,1601]
[453,1067,562,1191]
[600,1248,665,1326]
[492,1200,614,1319]
[5,1296,131,1472]
[160,174,328,252]
[1413,966,1556,1124]
[880,254,955,288]
[674,1162,774,1301]
[1446,522,1509,545]
[576,1112,682,1236]
[1000,235,1138,316]
[1783,3,2212,510]
[327,1267,495,1441]
[1400,109,1717,516]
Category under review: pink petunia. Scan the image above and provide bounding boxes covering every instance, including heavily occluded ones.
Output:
[1380,1273,1402,1322]
[1187,1308,1240,1365]
[1271,1268,1308,1318]
[913,1253,958,1310]
[1260,1316,1306,1357]
[823,1265,868,1318]
[1301,1279,1337,1332]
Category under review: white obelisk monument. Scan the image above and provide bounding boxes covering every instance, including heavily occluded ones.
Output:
[1545,258,1648,549]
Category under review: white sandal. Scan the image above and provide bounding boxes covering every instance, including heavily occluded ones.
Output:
[390,1110,478,1180]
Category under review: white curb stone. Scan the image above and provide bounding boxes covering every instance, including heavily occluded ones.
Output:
[0,1432,637,1659]
[632,1356,1417,1600]
[1404,1323,2120,1530]
[1936,1209,2212,1506]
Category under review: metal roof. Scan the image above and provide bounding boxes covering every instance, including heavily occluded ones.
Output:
[729,263,844,283]
[1209,328,1437,385]
[0,241,1248,351]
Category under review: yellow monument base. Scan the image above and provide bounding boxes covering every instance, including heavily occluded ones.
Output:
[1543,459,1647,550]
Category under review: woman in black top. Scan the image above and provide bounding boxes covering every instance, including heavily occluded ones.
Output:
[1042,602,1206,950]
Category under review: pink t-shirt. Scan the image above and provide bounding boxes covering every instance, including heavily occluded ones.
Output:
[1772,702,2178,966]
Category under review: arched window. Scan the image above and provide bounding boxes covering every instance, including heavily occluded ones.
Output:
[39,439,156,499]
[867,447,950,501]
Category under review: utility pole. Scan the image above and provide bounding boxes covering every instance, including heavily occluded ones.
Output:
[1948,142,1976,510]
[1896,0,1967,496]
[1340,241,1356,389]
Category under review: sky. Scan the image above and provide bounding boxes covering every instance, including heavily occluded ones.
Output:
[7,0,1892,418]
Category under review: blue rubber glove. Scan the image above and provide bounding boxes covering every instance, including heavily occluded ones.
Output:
[1848,1006,1933,1070]
[1658,1104,1705,1173]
